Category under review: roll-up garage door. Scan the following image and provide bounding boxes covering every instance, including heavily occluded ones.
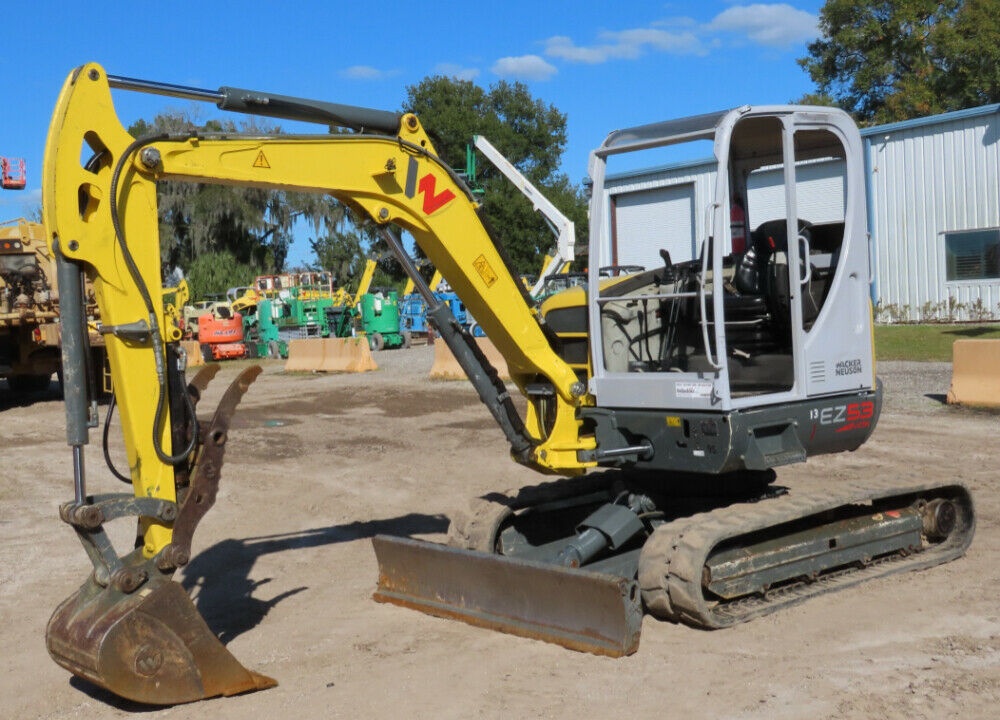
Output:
[747,159,846,229]
[612,183,695,270]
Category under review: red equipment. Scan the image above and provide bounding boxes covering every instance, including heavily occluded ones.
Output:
[730,198,747,254]
[197,310,246,360]
[1,157,26,190]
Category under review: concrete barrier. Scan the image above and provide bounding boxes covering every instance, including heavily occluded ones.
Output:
[430,337,509,381]
[284,338,327,372]
[284,337,377,373]
[181,340,204,367]
[947,338,1000,408]
[318,337,378,373]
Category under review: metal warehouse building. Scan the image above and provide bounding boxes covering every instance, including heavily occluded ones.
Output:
[599,104,1000,322]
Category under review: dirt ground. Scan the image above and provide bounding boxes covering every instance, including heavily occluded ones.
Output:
[2,346,998,720]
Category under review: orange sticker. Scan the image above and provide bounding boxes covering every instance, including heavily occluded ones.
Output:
[472,254,498,288]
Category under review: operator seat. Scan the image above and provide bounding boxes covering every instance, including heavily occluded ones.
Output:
[751,218,819,334]
[677,221,798,392]
[693,232,775,358]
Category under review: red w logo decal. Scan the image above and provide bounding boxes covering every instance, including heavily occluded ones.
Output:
[418,173,456,215]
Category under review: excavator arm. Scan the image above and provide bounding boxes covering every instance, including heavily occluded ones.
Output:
[471,135,575,297]
[47,65,594,487]
[41,63,597,704]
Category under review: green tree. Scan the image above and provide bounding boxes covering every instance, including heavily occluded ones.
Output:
[799,0,1000,124]
[403,77,588,274]
[129,112,347,298]
[308,213,367,291]
[937,0,1000,108]
[184,250,254,301]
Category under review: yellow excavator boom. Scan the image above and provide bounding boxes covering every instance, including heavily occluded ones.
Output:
[352,258,377,306]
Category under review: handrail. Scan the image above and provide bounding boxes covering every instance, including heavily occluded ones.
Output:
[798,232,812,286]
[596,291,698,304]
[698,203,723,370]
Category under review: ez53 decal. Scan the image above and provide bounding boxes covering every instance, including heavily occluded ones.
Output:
[810,400,875,433]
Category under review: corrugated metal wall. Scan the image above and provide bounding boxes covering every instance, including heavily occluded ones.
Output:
[613,184,695,269]
[866,108,1000,320]
[747,159,846,228]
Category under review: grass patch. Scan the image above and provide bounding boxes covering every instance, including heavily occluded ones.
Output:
[875,323,1000,362]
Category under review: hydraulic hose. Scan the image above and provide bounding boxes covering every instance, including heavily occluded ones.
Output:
[108,134,199,466]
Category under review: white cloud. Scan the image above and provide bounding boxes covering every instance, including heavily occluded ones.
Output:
[491,55,558,81]
[433,63,481,81]
[545,28,705,64]
[544,35,618,64]
[707,4,818,48]
[339,65,397,80]
[539,4,818,67]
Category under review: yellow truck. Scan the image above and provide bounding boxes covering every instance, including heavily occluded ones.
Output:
[0,218,103,392]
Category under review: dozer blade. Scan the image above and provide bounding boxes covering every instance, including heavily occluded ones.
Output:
[47,564,276,705]
[372,535,642,657]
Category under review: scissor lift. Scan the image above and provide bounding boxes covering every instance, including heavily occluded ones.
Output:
[1,157,26,190]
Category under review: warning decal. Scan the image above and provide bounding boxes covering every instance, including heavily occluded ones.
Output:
[472,254,498,288]
[253,151,271,169]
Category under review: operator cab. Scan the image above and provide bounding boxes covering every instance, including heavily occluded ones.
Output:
[583,107,873,415]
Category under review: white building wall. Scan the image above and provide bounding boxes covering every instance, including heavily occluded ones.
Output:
[866,108,1000,320]
[613,184,696,269]
[747,160,846,228]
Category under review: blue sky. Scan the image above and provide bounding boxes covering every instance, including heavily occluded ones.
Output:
[1,1,825,267]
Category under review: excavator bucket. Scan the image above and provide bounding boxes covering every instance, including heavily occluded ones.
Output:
[429,337,509,380]
[947,339,1000,408]
[47,566,276,704]
[372,535,642,657]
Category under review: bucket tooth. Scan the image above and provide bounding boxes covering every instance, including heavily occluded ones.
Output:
[47,569,275,705]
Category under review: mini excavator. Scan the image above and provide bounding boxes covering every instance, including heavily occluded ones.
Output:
[42,63,974,705]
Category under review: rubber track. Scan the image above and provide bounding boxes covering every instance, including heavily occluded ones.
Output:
[447,473,622,552]
[638,479,975,629]
[446,496,513,552]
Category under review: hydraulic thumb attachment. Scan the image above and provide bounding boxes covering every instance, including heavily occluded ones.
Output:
[47,360,272,704]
